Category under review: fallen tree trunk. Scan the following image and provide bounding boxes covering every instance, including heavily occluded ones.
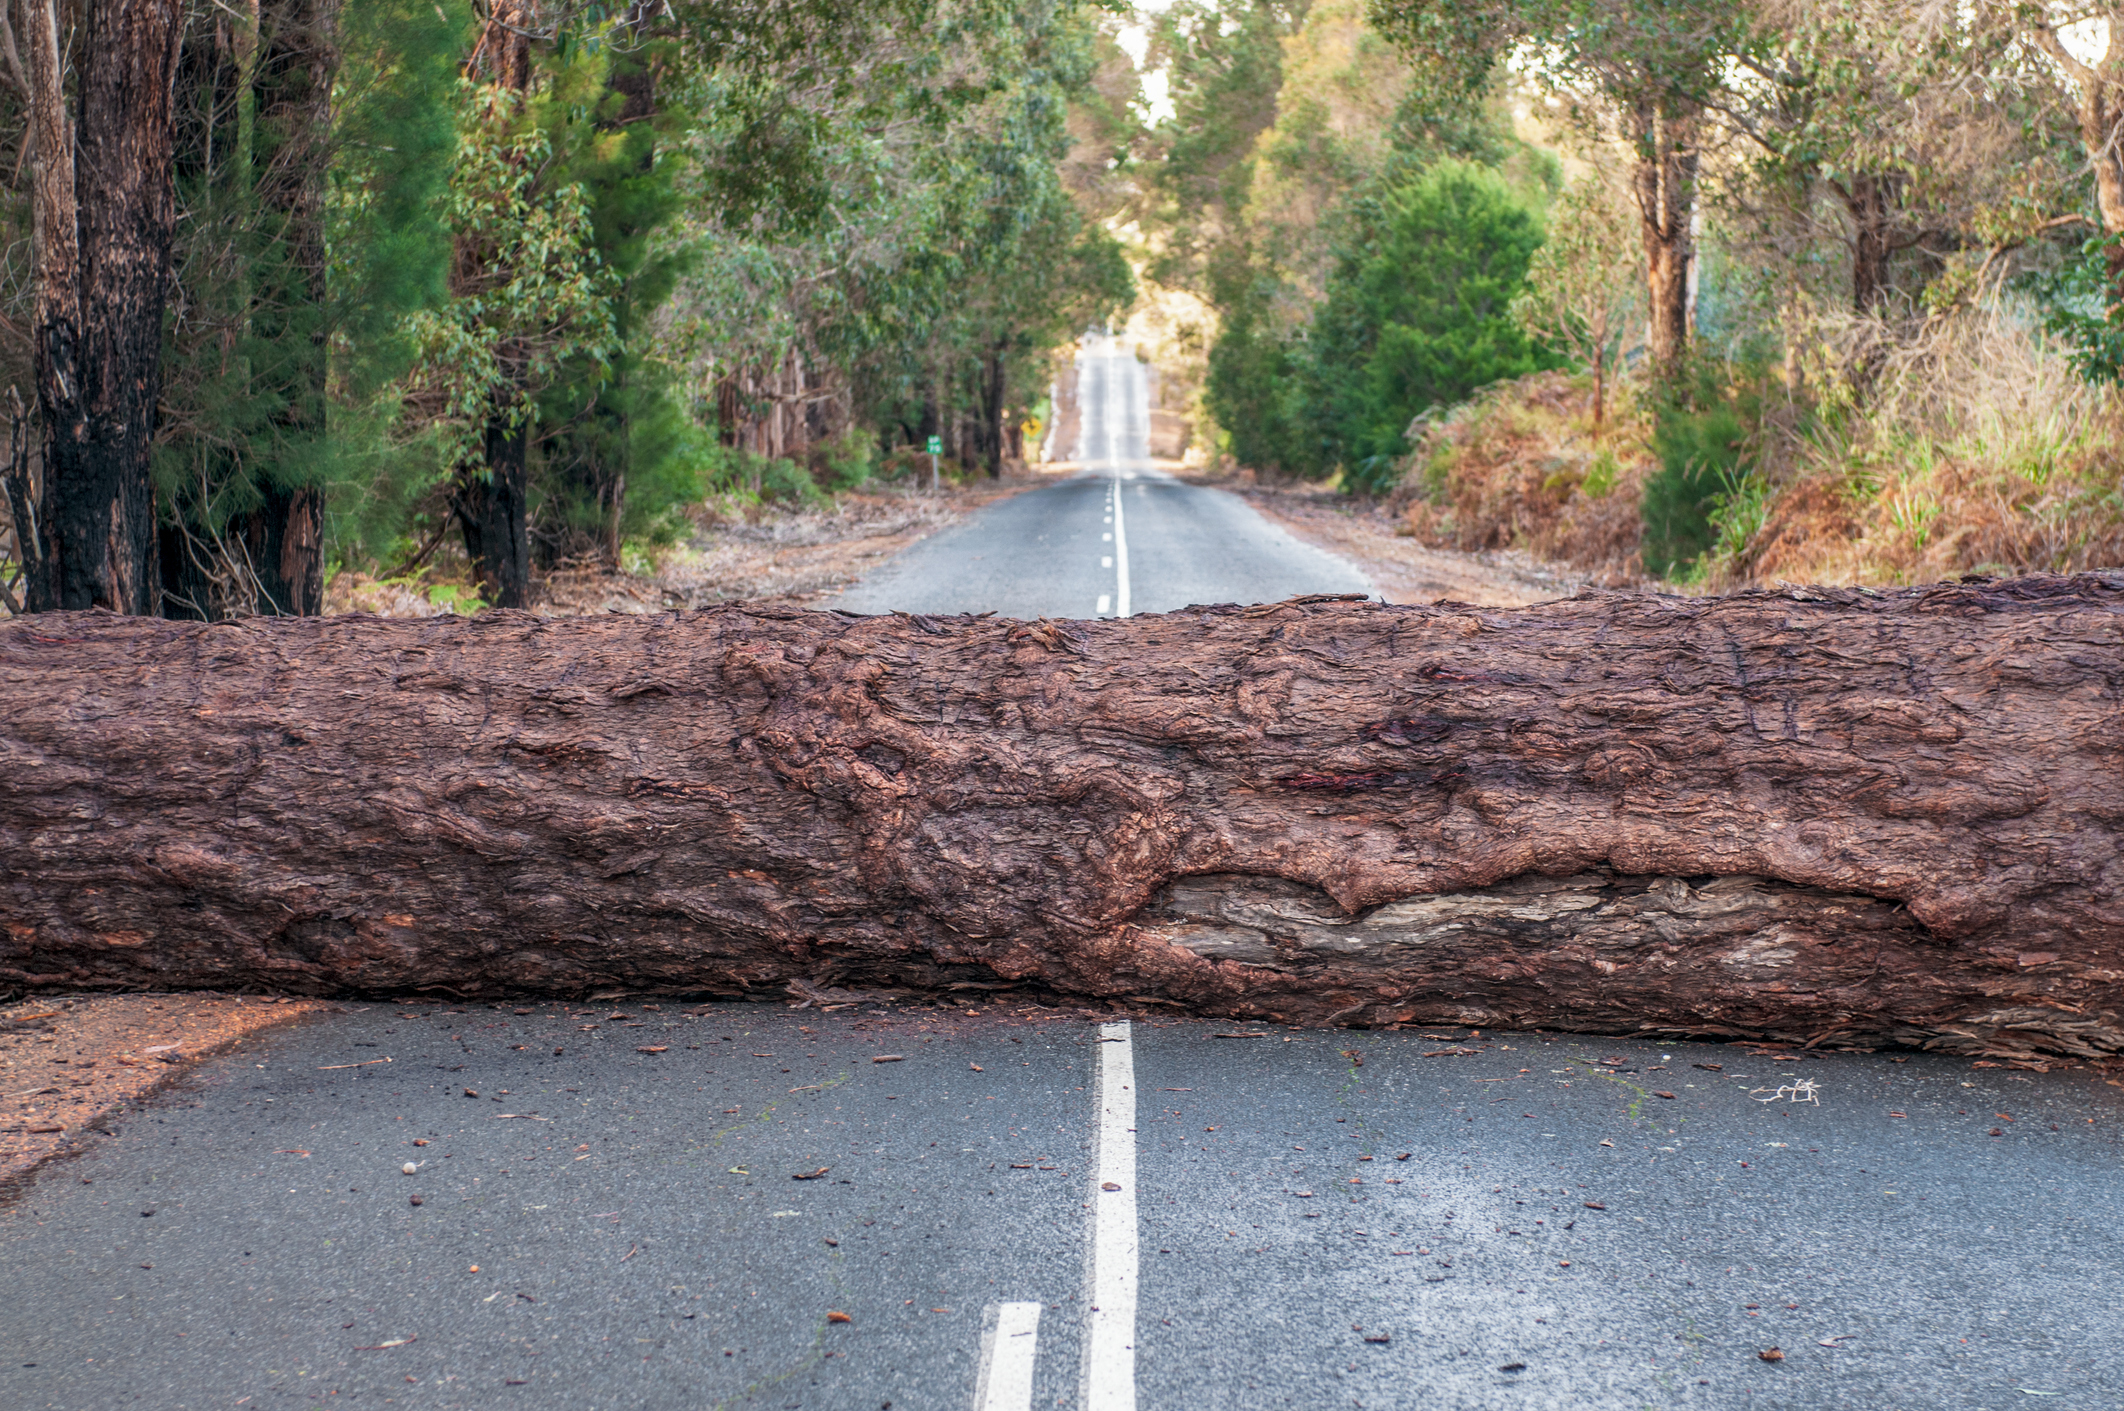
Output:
[3,576,2122,1059]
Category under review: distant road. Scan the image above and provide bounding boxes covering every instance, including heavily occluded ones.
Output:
[829,337,1372,618]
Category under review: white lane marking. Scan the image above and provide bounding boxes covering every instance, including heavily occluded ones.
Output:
[1111,476,1131,619]
[1084,1020,1137,1411]
[974,1301,1043,1411]
[1101,556,1113,568]
[1096,593,1111,615]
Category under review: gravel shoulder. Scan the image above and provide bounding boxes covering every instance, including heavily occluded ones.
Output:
[2,995,330,1197]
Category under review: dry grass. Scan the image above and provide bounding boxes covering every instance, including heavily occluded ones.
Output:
[1391,369,1652,586]
[1728,305,2124,587]
[1380,306,2124,590]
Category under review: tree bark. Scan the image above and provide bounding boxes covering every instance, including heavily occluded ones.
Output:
[1627,101,1697,387]
[248,0,336,617]
[453,413,532,609]
[454,3,535,609]
[25,0,182,614]
[4,577,2123,1061]
[1844,172,1896,316]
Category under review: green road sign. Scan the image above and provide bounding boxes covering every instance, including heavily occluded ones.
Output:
[926,435,942,455]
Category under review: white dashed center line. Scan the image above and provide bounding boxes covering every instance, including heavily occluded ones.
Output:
[1110,479,1131,619]
[1084,1019,1138,1409]
[975,1301,1043,1411]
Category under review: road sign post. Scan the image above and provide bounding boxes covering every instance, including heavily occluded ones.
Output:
[926,434,942,491]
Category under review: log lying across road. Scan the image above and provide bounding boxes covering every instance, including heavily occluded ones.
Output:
[3,575,2122,1060]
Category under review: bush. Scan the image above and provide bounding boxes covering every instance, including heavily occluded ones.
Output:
[1203,288,1327,480]
[1642,371,1759,579]
[812,424,876,492]
[1311,159,1553,493]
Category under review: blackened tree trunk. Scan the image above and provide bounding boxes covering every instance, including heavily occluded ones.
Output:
[25,0,183,614]
[4,576,2124,1064]
[453,411,532,608]
[247,0,337,616]
[453,3,534,608]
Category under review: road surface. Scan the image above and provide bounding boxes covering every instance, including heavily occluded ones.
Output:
[8,343,2121,1409]
[831,338,1372,618]
[5,1008,2119,1410]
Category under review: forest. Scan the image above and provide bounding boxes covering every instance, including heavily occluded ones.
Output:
[1145,0,2124,589]
[1,0,2122,618]
[0,0,1133,616]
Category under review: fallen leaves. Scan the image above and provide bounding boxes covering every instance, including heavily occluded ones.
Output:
[792,1168,831,1181]
[1582,1201,1606,1210]
[636,1046,668,1054]
[872,1054,905,1064]
[355,1337,417,1351]
[318,1058,392,1070]
[1759,1348,1785,1363]
[1101,1181,1123,1192]
[1340,1049,1365,1067]
[827,1311,852,1324]
[1652,1091,1676,1100]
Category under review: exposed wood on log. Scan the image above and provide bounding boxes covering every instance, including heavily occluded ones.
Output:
[2,575,2122,1062]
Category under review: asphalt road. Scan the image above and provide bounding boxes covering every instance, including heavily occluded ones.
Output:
[6,1007,2121,1410]
[830,338,1372,618]
[11,344,2122,1409]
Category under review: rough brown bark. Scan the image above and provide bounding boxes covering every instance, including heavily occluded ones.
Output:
[4,577,2123,1061]
[25,0,183,614]
[1628,102,1697,386]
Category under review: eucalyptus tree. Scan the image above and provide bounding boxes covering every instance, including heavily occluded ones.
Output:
[1368,0,1751,384]
[11,0,185,613]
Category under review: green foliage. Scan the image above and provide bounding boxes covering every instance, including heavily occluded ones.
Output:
[1309,159,1553,491]
[1204,275,1327,478]
[2036,234,2124,386]
[1642,367,1760,578]
[813,425,877,493]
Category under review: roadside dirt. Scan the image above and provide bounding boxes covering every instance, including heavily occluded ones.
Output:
[1,995,331,1198]
[1172,468,1590,607]
[326,477,1047,618]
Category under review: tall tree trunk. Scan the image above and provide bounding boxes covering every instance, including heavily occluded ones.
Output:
[1627,101,1697,389]
[1844,172,1896,316]
[247,0,336,616]
[453,409,531,608]
[982,341,1007,478]
[2027,22,2124,304]
[454,3,534,608]
[23,0,183,614]
[4,577,2123,1065]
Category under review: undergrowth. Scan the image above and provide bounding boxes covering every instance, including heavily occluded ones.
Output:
[1390,299,2124,589]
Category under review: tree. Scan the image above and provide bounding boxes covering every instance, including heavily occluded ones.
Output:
[155,0,341,619]
[1369,0,1746,384]
[1514,166,1641,431]
[16,0,184,613]
[1310,158,1552,490]
[5,579,2122,1065]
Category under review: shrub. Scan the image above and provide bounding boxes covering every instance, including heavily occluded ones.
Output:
[1311,159,1554,493]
